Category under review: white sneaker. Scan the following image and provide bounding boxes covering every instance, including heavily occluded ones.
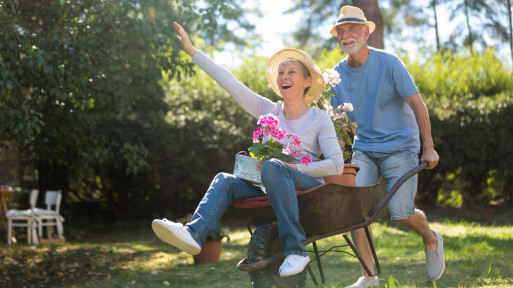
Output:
[346,276,379,288]
[278,255,310,277]
[151,219,201,255]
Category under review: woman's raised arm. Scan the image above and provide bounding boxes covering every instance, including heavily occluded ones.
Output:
[173,22,197,57]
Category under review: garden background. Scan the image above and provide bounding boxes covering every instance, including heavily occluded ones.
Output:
[1,0,512,287]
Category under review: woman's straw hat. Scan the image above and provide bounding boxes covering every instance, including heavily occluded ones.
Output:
[265,48,325,104]
[329,6,376,37]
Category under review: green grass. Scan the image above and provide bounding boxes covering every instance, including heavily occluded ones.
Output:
[1,211,512,288]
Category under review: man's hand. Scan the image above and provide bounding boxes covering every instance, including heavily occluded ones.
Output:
[421,149,439,169]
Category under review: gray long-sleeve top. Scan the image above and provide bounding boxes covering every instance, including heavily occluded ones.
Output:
[192,50,345,178]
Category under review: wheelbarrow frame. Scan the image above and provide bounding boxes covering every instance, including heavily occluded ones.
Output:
[233,162,428,286]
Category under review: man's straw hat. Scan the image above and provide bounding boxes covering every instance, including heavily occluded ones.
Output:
[265,49,325,104]
[329,6,375,37]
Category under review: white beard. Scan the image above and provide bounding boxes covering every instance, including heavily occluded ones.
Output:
[339,36,365,55]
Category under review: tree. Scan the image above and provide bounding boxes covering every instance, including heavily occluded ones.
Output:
[498,0,513,63]
[195,0,262,57]
[447,0,507,53]
[0,0,259,220]
[353,0,384,49]
[285,0,384,52]
[431,0,441,51]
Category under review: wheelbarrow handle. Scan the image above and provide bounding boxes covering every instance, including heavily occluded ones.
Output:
[367,162,429,223]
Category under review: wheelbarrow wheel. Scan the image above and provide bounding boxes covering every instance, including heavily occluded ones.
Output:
[247,221,306,288]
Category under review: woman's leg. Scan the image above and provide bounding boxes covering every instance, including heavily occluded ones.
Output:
[260,159,323,257]
[152,172,264,254]
[186,172,265,246]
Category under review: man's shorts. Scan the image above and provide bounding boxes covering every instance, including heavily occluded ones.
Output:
[352,149,419,220]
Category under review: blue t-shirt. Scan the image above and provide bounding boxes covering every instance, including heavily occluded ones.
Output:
[331,48,420,153]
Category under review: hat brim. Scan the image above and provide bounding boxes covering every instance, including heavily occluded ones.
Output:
[330,20,375,36]
[265,49,325,104]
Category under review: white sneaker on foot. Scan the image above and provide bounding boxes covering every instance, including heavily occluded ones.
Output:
[151,219,201,255]
[279,255,310,277]
[346,276,379,288]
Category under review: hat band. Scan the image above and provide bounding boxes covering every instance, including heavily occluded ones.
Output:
[336,17,366,24]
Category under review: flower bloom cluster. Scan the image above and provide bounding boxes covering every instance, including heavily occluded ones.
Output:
[325,103,354,121]
[314,68,358,162]
[250,114,311,165]
[322,69,342,88]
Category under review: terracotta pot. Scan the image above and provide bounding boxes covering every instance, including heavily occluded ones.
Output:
[323,163,360,186]
[193,239,222,264]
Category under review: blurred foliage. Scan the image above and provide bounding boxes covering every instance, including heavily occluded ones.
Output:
[1,0,512,223]
[0,0,257,221]
[404,48,513,207]
[159,52,276,215]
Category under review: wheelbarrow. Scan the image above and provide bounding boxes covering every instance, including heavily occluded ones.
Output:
[232,162,428,287]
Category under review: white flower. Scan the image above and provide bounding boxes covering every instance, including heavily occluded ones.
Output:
[342,102,354,112]
[322,69,341,88]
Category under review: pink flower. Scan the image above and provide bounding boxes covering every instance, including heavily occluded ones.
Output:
[257,114,279,128]
[292,137,301,147]
[250,113,309,163]
[301,154,312,165]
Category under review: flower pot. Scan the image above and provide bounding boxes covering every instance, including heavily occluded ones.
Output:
[233,152,262,185]
[323,163,360,186]
[193,239,222,265]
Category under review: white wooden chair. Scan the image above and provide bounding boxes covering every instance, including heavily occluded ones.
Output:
[33,190,65,239]
[5,189,40,245]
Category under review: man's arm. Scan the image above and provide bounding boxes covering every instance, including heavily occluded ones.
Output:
[404,93,439,169]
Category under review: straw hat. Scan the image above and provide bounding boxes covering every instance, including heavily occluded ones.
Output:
[265,48,325,104]
[329,6,375,37]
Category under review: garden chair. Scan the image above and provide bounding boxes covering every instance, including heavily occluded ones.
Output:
[5,189,40,245]
[33,190,65,239]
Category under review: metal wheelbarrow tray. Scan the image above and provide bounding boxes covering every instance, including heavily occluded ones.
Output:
[232,162,428,287]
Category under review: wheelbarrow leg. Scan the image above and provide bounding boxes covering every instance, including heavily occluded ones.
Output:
[343,230,377,277]
[305,241,325,285]
[364,225,381,275]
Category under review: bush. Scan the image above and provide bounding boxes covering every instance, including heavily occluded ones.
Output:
[406,48,513,206]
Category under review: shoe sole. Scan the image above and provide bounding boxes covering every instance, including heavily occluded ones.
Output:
[430,231,445,281]
[152,220,201,255]
[280,268,306,277]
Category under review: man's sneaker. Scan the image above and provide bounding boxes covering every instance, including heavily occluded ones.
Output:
[151,219,201,255]
[426,230,445,281]
[279,255,310,277]
[346,276,379,288]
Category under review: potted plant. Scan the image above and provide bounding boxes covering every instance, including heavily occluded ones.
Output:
[314,68,360,185]
[234,114,312,185]
[193,223,230,265]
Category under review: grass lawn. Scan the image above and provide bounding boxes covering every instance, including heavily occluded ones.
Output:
[1,207,512,288]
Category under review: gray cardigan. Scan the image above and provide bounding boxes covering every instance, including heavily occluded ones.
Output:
[192,50,344,178]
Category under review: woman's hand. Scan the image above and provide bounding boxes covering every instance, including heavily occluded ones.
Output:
[173,22,197,57]
[256,160,263,172]
[283,162,297,169]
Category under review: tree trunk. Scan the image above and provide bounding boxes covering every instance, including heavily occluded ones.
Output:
[463,0,474,52]
[353,0,384,49]
[507,0,513,64]
[431,0,441,51]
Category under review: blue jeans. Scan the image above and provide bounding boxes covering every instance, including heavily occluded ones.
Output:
[186,159,324,256]
[352,149,419,220]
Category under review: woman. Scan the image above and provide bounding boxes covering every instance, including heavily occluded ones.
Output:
[152,22,345,277]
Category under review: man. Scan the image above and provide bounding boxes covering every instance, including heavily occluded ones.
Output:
[328,6,445,288]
